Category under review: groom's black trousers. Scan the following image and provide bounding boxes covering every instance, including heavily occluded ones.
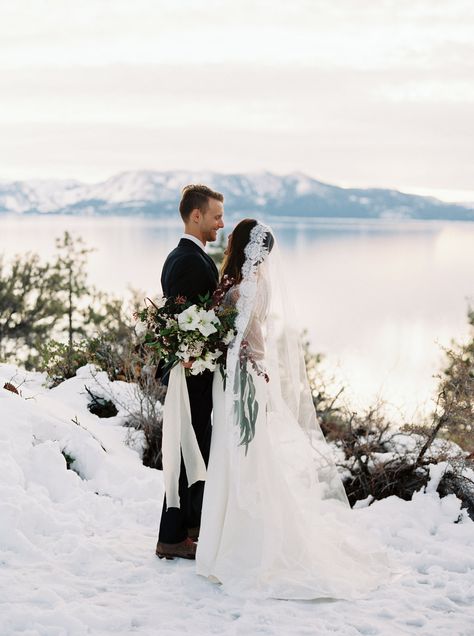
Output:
[158,370,213,544]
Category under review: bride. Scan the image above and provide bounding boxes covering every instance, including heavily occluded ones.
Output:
[196,219,398,600]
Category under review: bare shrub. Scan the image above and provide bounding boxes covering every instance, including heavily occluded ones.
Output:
[303,334,474,518]
[122,363,166,470]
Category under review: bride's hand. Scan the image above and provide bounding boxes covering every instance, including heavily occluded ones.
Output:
[181,359,194,369]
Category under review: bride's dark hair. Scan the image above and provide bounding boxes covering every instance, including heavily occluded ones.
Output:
[221,218,274,284]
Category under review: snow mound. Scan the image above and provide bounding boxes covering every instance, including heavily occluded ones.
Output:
[1,364,473,636]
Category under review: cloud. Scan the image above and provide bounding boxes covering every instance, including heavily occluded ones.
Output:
[1,0,473,69]
[0,1,472,196]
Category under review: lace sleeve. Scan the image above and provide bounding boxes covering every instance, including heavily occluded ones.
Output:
[243,272,270,361]
[223,274,269,361]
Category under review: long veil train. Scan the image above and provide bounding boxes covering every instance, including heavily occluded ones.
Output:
[196,223,399,600]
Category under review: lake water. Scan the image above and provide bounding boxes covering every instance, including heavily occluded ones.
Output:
[1,215,473,421]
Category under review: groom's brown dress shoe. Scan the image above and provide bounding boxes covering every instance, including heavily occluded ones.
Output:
[155,538,196,560]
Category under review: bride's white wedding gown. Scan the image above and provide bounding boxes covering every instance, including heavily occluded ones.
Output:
[196,368,395,600]
[195,224,400,600]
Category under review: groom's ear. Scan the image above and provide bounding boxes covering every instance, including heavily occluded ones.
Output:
[189,208,204,223]
[190,208,203,223]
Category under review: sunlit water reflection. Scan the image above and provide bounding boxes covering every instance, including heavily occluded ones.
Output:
[1,215,473,421]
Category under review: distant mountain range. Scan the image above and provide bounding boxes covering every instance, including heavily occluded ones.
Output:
[0,170,472,221]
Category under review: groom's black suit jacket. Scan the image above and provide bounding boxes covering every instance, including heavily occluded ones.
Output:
[158,238,219,544]
[161,238,219,303]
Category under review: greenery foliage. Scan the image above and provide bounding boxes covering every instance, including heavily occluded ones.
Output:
[0,252,63,365]
[53,232,94,348]
[0,232,139,378]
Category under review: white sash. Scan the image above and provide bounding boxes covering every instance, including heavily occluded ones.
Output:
[162,364,207,509]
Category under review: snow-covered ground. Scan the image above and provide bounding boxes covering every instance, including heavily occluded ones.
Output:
[0,364,473,636]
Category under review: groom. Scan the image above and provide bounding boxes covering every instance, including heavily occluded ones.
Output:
[155,184,224,560]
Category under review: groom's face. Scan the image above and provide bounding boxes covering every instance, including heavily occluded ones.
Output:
[200,198,224,243]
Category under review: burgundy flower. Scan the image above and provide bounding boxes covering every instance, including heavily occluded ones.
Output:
[212,275,236,307]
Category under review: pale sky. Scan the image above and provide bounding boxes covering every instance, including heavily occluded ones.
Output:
[0,0,473,201]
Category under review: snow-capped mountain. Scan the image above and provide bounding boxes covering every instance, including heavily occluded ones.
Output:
[0,170,472,221]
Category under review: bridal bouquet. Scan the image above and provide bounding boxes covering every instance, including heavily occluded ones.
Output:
[135,283,237,378]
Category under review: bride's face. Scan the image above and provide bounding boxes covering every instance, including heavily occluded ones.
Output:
[224,233,233,255]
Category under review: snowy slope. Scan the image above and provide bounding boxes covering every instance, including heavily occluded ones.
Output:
[0,171,472,220]
[0,364,473,636]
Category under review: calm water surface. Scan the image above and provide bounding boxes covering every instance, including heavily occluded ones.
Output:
[1,215,473,420]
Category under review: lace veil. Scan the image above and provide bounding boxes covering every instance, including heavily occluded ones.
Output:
[223,222,349,509]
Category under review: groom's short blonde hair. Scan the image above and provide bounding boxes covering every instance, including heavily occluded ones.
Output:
[179,184,224,221]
